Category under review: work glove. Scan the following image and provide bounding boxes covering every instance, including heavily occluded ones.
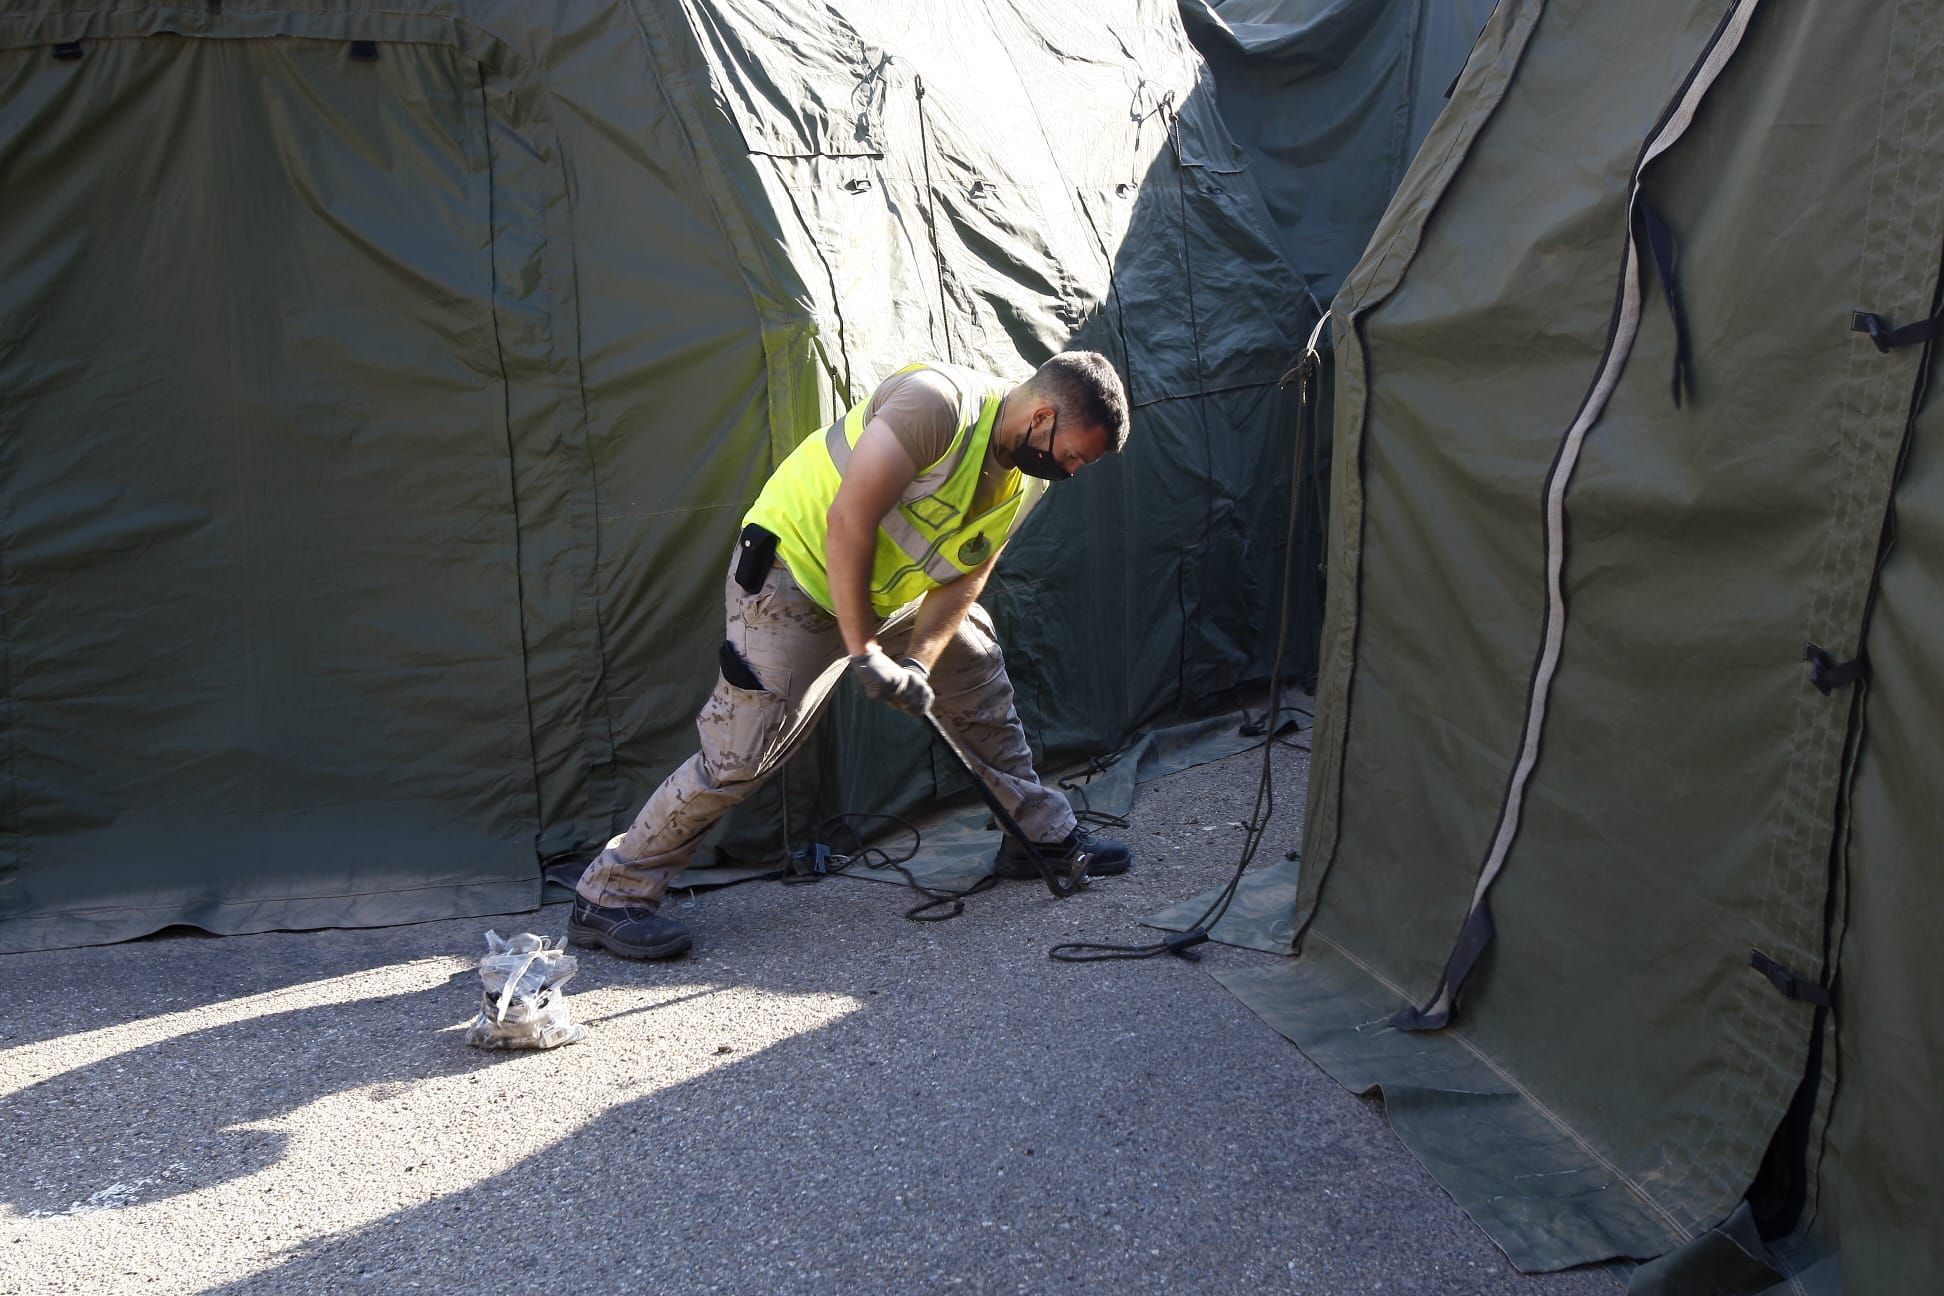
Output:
[850,647,935,717]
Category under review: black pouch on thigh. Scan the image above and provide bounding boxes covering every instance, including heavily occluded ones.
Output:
[734,523,778,594]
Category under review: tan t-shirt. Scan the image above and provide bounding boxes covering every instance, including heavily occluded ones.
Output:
[866,368,1013,516]
[867,368,962,468]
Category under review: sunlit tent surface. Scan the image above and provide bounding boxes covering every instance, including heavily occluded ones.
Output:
[1196,0,1944,1290]
[0,0,1316,951]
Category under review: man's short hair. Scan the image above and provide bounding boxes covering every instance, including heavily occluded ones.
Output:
[1029,351,1130,453]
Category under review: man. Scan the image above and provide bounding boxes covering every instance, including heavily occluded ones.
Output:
[568,351,1134,959]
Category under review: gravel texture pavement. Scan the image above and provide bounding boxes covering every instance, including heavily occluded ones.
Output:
[0,741,1621,1295]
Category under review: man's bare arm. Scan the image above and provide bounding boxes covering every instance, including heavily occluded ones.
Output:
[902,551,1000,671]
[826,417,919,657]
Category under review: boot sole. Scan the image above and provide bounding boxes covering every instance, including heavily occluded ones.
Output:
[993,858,1132,882]
[567,923,693,961]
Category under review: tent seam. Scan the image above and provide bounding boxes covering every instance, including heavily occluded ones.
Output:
[1340,0,1542,321]
[474,59,551,866]
[1711,0,1904,1213]
[0,7,530,73]
[537,85,624,836]
[1721,0,1940,1225]
[637,0,824,474]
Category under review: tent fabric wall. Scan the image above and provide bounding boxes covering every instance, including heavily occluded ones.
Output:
[0,20,611,948]
[1214,0,1944,1288]
[1178,0,1496,304]
[1170,0,1496,699]
[0,0,1315,950]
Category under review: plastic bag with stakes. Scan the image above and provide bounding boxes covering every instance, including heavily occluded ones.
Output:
[464,930,590,1050]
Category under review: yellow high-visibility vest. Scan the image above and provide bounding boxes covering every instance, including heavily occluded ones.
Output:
[745,363,1044,616]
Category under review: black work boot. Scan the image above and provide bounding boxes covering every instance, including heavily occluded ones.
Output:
[567,895,693,960]
[993,828,1133,881]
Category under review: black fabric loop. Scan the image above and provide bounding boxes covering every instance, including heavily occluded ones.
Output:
[349,40,380,62]
[1852,307,1941,353]
[1803,643,1868,695]
[1393,900,1496,1032]
[53,41,83,61]
[1749,949,1833,1007]
[1638,201,1694,407]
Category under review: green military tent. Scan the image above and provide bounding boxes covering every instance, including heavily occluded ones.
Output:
[0,0,1317,951]
[1188,0,1944,1290]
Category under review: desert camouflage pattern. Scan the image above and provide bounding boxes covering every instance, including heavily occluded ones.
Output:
[578,555,1075,907]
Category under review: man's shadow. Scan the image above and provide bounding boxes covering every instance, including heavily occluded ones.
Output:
[0,966,500,1216]
[1,899,856,1224]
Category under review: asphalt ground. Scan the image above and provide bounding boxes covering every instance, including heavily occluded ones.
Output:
[0,743,1621,1296]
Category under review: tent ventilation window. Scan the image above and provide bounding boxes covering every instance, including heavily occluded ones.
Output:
[52,42,83,61]
[350,41,381,63]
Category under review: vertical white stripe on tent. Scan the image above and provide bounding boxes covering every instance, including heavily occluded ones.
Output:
[1425,0,1765,1023]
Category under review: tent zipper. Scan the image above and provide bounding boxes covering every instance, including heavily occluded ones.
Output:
[1395,0,1769,1032]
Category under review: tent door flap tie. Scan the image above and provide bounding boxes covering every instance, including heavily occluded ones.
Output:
[1851,305,1943,353]
[1803,643,1867,695]
[1749,950,1832,1008]
[1390,901,1495,1033]
[1638,199,1695,406]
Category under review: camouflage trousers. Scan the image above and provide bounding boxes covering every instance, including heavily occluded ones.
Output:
[577,554,1077,908]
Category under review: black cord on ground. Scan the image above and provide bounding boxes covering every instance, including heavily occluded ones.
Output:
[1057,750,1134,831]
[783,811,1000,922]
[1049,325,1326,964]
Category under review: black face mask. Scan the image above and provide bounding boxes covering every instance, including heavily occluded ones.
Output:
[1012,412,1071,482]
